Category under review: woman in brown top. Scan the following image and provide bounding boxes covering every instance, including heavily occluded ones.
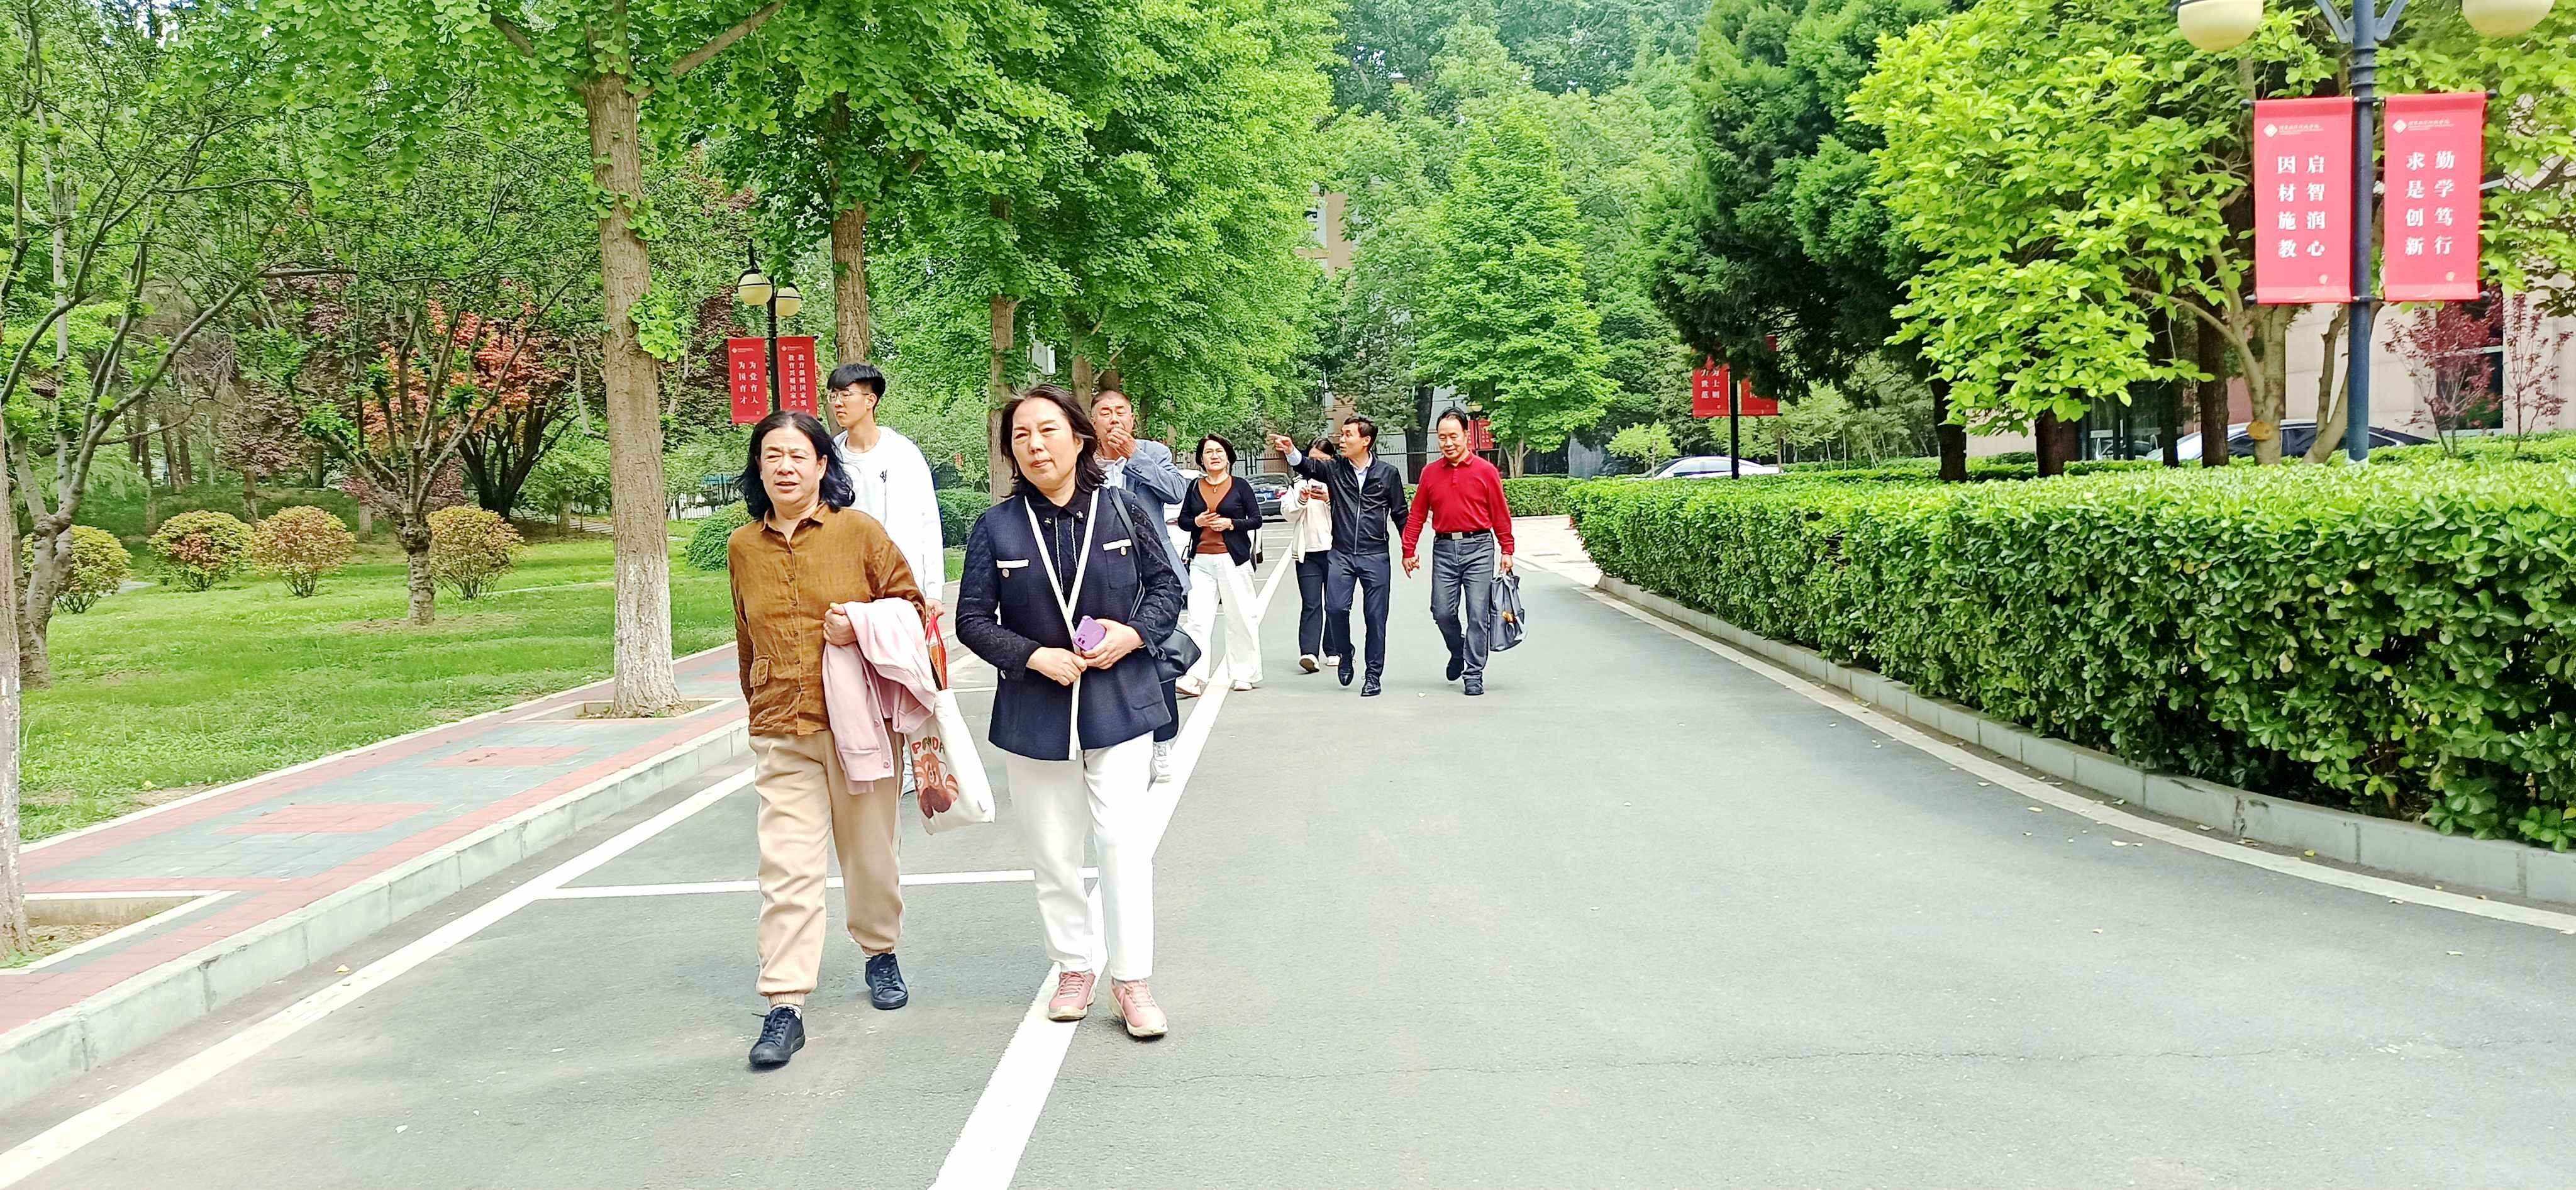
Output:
[728,409,926,1071]
[1174,434,1265,696]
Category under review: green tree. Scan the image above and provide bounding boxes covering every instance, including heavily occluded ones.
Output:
[270,0,794,714]
[1607,421,1677,470]
[1330,0,1709,111]
[1416,99,1616,474]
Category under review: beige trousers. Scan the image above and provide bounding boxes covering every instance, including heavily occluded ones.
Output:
[751,729,901,1006]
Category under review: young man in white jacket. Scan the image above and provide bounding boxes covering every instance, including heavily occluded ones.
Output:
[826,363,944,604]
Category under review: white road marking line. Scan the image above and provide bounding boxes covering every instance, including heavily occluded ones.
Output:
[0,770,757,1187]
[1584,586,2576,935]
[540,868,1097,900]
[930,551,1292,1190]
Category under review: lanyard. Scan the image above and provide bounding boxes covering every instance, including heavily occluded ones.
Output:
[1019,489,1097,636]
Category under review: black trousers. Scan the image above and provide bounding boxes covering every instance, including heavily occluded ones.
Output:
[1295,553,1330,657]
[1324,550,1393,675]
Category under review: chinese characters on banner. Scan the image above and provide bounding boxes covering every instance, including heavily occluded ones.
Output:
[1468,417,1497,452]
[1729,377,1781,418]
[2251,97,2355,304]
[726,338,768,425]
[774,336,821,416]
[2381,93,2486,302]
[1690,359,1729,418]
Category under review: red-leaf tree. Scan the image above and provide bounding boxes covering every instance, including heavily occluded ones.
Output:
[2390,301,2500,453]
[2498,292,2572,445]
[455,319,572,520]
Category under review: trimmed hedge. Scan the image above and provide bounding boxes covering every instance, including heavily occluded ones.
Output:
[1775,456,2165,484]
[1571,465,2576,847]
[686,503,750,572]
[1500,477,1575,516]
[2373,432,2576,467]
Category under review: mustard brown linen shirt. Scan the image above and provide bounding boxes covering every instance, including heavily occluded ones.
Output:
[728,504,926,737]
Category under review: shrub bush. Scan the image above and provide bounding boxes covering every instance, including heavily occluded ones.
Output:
[428,506,523,599]
[2373,432,2576,467]
[21,525,131,613]
[686,503,750,572]
[1499,477,1577,517]
[148,510,255,591]
[937,488,992,545]
[1571,464,2576,847]
[252,506,357,598]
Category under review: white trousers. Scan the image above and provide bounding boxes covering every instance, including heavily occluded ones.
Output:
[1182,552,1262,687]
[1007,734,1155,981]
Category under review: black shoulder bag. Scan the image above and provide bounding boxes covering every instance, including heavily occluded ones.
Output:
[1108,490,1201,683]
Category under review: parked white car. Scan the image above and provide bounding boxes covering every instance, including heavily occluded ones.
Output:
[1648,455,1782,479]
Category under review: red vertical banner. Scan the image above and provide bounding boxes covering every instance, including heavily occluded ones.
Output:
[726,338,768,425]
[2381,93,2486,303]
[1734,377,1780,418]
[2251,97,2355,304]
[1690,358,1728,418]
[775,336,821,416]
[1470,417,1496,452]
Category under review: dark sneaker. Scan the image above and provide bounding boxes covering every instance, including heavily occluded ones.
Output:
[1463,677,1484,697]
[1446,653,1465,682]
[749,1006,805,1070]
[1362,673,1383,697]
[866,952,909,1011]
[1338,655,1355,686]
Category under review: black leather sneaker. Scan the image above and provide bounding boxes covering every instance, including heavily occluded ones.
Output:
[1463,677,1484,697]
[1338,655,1355,686]
[866,952,909,1011]
[1362,672,1383,697]
[748,1006,805,1070]
[1446,653,1465,682]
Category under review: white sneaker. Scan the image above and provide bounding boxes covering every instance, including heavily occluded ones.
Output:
[1231,678,1255,692]
[1299,654,1318,674]
[1152,741,1173,783]
[1323,655,1341,667]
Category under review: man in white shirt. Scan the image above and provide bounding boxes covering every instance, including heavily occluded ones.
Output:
[826,363,944,603]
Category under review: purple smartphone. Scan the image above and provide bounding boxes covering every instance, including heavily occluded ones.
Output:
[1073,616,1107,652]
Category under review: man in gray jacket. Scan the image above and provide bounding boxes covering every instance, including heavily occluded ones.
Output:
[1092,387,1191,782]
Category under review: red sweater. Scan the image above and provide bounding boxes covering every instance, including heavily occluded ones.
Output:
[1402,453,1514,558]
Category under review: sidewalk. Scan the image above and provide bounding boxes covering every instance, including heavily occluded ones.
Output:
[0,646,749,1105]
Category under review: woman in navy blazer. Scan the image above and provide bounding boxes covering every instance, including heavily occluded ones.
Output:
[954,384,1185,1040]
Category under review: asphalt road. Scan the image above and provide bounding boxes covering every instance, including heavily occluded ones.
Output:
[9,525,2576,1189]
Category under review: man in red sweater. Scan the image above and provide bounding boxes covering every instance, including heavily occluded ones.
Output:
[1401,409,1514,696]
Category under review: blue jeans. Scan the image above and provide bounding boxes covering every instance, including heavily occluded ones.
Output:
[1430,533,1497,680]
[1324,550,1392,675]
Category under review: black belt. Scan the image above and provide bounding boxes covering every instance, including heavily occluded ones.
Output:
[1435,529,1492,541]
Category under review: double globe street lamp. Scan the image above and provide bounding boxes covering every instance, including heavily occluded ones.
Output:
[735,245,804,413]
[2173,0,2553,461]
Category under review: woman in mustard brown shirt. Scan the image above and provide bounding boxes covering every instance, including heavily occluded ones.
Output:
[727,409,926,1071]
[1174,434,1264,695]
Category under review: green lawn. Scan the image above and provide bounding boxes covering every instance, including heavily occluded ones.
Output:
[19,528,736,841]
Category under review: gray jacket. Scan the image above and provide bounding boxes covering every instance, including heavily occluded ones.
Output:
[1108,438,1190,573]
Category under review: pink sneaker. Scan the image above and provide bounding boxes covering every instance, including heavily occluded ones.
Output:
[1046,969,1097,1022]
[1113,979,1168,1039]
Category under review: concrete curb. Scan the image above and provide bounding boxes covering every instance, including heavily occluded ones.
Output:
[1595,576,2576,908]
[1,719,747,1113]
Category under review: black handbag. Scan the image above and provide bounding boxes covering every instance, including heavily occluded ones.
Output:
[1109,491,1202,683]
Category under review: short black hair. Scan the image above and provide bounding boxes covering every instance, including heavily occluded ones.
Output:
[1342,416,1377,447]
[1001,383,1108,498]
[740,410,855,521]
[1435,409,1472,433]
[1196,434,1237,470]
[827,362,885,398]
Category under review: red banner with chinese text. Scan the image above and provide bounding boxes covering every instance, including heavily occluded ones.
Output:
[1690,359,1728,418]
[775,336,821,416]
[2252,97,2355,304]
[726,338,768,425]
[2381,93,2486,303]
[1728,377,1780,418]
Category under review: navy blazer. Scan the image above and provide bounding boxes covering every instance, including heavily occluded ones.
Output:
[1175,477,1263,567]
[955,486,1185,760]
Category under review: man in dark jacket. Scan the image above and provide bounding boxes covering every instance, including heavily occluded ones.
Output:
[1268,418,1410,696]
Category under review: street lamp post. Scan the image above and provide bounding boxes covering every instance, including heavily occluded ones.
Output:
[734,243,804,412]
[2175,0,2552,462]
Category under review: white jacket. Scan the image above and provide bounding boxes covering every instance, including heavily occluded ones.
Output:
[833,425,945,603]
[1280,479,1334,560]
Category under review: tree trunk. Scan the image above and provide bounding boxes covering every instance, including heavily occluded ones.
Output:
[139,413,159,531]
[2305,308,2354,464]
[2240,306,2288,465]
[0,431,28,954]
[987,292,1017,500]
[162,421,187,489]
[397,514,436,626]
[2196,311,2231,469]
[1933,381,1968,482]
[583,74,682,716]
[1072,354,1096,405]
[357,501,372,538]
[242,467,260,523]
[2034,410,2072,477]
[831,201,872,364]
[1507,442,1527,478]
